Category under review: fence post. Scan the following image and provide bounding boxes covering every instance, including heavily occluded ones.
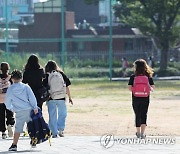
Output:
[109,0,113,80]
[61,0,65,70]
[5,0,9,62]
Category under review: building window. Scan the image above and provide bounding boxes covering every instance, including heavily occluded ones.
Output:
[125,39,133,52]
[78,42,84,51]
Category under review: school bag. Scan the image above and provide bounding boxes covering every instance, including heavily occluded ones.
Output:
[132,75,151,97]
[27,108,51,147]
[36,86,50,103]
[48,71,66,99]
[0,75,11,103]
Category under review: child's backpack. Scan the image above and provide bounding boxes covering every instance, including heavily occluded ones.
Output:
[0,75,11,103]
[27,109,51,147]
[48,71,66,99]
[132,75,151,97]
[36,86,50,103]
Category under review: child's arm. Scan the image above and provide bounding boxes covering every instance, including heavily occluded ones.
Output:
[4,88,13,112]
[128,85,133,91]
[66,86,73,105]
[150,85,155,92]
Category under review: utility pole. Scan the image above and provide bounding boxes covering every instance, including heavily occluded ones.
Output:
[109,0,113,80]
[5,0,9,62]
[61,0,65,70]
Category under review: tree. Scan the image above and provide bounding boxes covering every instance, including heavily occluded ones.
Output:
[114,0,180,71]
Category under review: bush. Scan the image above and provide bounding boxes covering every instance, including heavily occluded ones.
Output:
[156,67,180,77]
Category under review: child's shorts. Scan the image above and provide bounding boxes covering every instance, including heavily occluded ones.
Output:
[15,109,32,133]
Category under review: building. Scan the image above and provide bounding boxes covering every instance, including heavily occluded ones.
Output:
[0,0,33,23]
[66,0,99,25]
[18,0,74,52]
[0,0,154,61]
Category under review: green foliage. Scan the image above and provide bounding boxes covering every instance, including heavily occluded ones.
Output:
[0,51,180,78]
[114,0,180,71]
[0,51,58,71]
[156,62,180,76]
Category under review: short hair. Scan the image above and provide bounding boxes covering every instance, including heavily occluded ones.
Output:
[11,69,22,80]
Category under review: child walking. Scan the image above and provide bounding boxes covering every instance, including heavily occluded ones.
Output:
[4,70,38,151]
[44,60,73,138]
[0,62,15,139]
[128,59,155,139]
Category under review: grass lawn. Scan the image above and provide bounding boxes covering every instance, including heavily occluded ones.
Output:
[70,79,180,100]
[43,79,180,136]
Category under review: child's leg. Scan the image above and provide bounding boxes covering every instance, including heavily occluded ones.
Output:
[140,101,150,134]
[57,100,67,137]
[0,104,6,133]
[136,127,141,134]
[13,110,31,144]
[132,102,141,131]
[140,124,146,134]
[6,108,15,137]
[13,132,20,145]
[47,100,58,136]
[6,108,15,126]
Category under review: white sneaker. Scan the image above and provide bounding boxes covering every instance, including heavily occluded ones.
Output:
[7,125,13,137]
[58,130,64,137]
[2,133,7,139]
[141,133,146,139]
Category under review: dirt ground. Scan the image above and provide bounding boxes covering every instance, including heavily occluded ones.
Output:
[42,96,180,136]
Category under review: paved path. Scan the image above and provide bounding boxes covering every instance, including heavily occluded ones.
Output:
[0,136,180,154]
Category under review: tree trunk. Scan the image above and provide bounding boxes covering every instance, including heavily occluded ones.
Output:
[159,42,169,71]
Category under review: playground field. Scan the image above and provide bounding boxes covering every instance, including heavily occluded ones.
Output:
[43,79,180,136]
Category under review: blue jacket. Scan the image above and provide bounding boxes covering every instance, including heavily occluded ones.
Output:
[5,82,38,112]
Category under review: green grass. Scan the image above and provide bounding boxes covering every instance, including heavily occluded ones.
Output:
[70,79,180,100]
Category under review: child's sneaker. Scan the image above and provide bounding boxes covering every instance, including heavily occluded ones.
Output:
[135,132,141,138]
[30,140,37,148]
[2,132,7,139]
[52,135,58,138]
[9,144,17,151]
[7,125,13,137]
[58,130,64,137]
[141,133,146,139]
[23,131,29,137]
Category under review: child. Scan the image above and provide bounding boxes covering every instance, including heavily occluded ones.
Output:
[122,57,129,77]
[44,60,73,138]
[4,70,38,151]
[0,62,15,139]
[128,59,155,139]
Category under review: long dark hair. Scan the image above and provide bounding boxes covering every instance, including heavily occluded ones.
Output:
[45,60,63,73]
[0,62,10,76]
[134,59,154,77]
[24,54,41,70]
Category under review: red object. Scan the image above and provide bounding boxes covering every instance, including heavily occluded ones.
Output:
[132,76,151,97]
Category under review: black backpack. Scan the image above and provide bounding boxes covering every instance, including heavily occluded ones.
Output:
[36,86,50,103]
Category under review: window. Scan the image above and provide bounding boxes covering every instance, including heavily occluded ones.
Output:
[124,39,133,51]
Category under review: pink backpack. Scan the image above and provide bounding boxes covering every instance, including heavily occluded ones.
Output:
[132,75,151,97]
